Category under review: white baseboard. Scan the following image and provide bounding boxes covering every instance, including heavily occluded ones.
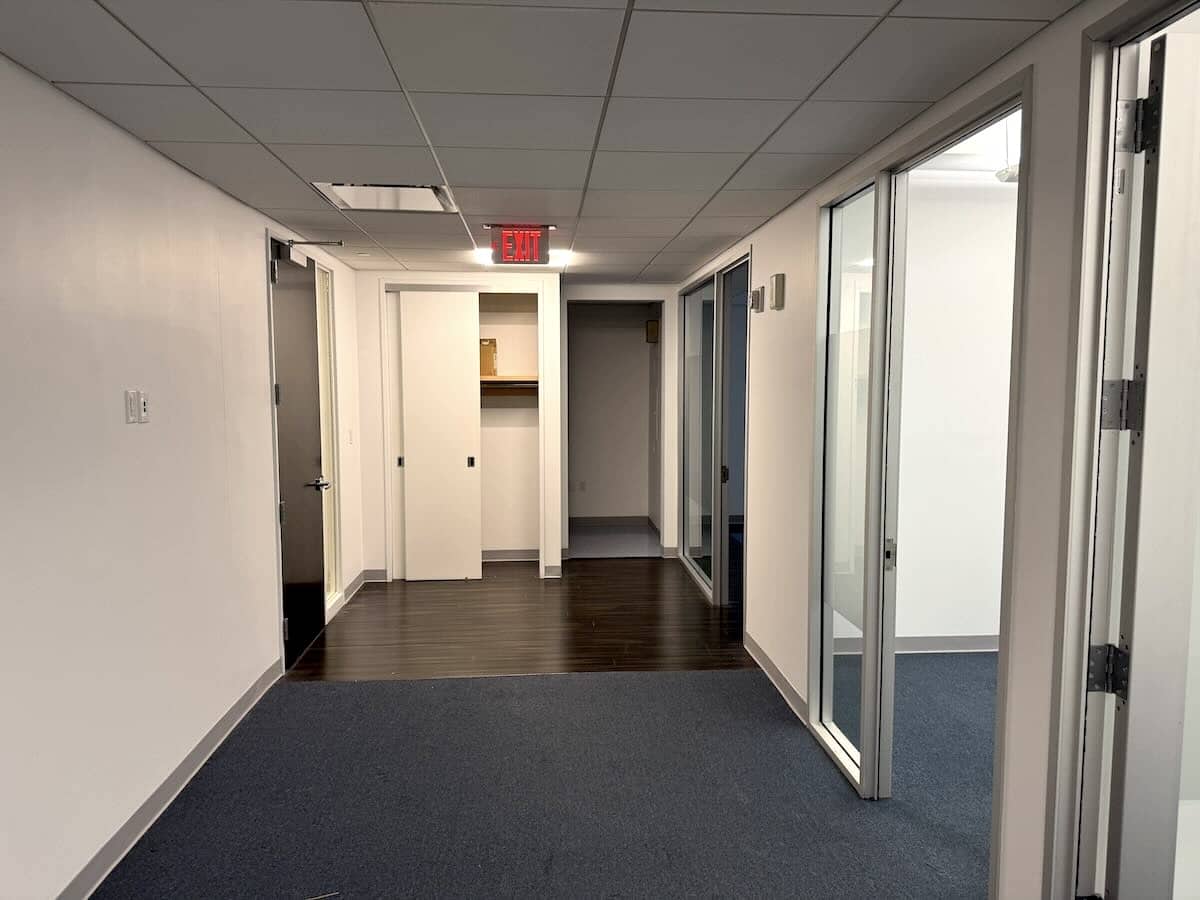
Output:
[59,661,280,900]
[744,632,809,723]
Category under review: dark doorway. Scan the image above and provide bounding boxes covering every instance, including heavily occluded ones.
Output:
[270,241,327,667]
[719,260,749,620]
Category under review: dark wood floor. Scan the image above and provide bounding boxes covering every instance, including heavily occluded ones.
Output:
[287,558,755,681]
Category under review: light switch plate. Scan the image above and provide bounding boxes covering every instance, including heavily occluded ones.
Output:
[750,287,765,313]
[137,391,150,424]
[124,390,139,424]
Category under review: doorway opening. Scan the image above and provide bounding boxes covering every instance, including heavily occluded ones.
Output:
[566,301,664,559]
[1075,7,1200,897]
[269,240,341,668]
[814,107,1023,852]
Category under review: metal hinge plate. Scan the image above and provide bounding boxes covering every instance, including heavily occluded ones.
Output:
[279,501,286,525]
[269,258,279,284]
[1115,97,1161,154]
[282,617,289,641]
[1087,643,1130,700]
[1099,379,1144,432]
[274,383,281,406]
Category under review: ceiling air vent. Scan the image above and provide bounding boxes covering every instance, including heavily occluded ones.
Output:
[313,183,457,213]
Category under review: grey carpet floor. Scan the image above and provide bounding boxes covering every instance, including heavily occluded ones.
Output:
[95,664,993,899]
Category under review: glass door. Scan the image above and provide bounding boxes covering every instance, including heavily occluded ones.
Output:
[682,278,716,586]
[717,260,750,617]
[1081,29,1200,899]
[817,183,887,795]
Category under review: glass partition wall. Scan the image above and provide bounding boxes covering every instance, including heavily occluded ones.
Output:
[681,258,751,610]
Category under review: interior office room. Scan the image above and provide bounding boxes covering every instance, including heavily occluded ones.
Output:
[2,1,1199,898]
[565,300,665,559]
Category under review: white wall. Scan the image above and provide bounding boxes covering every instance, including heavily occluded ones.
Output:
[0,55,361,899]
[480,295,539,553]
[661,0,1153,892]
[563,283,678,550]
[567,303,652,519]
[894,177,1017,640]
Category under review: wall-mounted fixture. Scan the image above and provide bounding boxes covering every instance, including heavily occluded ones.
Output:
[750,287,765,313]
[770,273,786,311]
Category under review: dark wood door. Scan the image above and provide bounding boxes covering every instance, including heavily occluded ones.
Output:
[271,242,326,667]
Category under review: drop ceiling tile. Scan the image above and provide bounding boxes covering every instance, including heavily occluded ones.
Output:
[0,0,184,85]
[577,217,690,236]
[377,0,624,5]
[683,216,768,236]
[260,209,358,232]
[573,235,673,252]
[465,218,575,245]
[207,89,423,146]
[653,250,716,267]
[452,189,581,219]
[371,4,624,94]
[814,17,1043,102]
[284,228,371,244]
[589,152,743,191]
[269,145,441,185]
[727,152,853,189]
[636,0,891,11]
[573,252,658,268]
[702,189,801,217]
[397,250,488,271]
[376,233,476,251]
[102,0,396,89]
[663,233,738,254]
[764,100,929,154]
[615,11,874,99]
[892,0,1077,19]
[57,84,250,143]
[638,266,689,284]
[581,190,711,218]
[344,210,468,235]
[149,142,328,209]
[438,148,591,189]
[413,94,603,150]
[599,98,794,152]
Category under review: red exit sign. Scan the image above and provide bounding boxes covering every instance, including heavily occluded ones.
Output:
[491,225,550,265]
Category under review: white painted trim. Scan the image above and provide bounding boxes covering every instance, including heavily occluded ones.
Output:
[58,662,280,900]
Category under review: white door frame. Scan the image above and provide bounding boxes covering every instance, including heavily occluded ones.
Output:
[314,262,343,620]
[375,272,563,581]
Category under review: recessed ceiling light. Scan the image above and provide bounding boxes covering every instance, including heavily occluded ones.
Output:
[313,183,457,213]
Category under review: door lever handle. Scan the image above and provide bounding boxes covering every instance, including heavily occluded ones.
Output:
[304,477,332,491]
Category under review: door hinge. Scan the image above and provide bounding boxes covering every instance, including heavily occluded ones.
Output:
[269,258,279,284]
[1087,643,1130,700]
[883,537,897,571]
[397,456,404,467]
[1115,97,1161,154]
[274,383,281,406]
[279,500,286,525]
[1099,378,1144,432]
[720,464,729,484]
[282,617,289,641]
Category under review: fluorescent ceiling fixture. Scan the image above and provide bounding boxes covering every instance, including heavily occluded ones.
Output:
[473,248,574,267]
[313,183,457,213]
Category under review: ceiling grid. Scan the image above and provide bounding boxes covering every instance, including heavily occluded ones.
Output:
[0,0,1074,279]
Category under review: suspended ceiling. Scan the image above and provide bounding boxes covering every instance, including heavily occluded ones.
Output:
[0,0,1078,281]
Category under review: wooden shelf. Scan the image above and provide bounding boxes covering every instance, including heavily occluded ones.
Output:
[481,374,538,398]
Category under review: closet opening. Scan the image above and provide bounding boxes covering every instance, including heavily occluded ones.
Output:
[565,301,664,559]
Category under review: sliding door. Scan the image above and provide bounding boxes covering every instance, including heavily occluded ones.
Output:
[400,291,482,581]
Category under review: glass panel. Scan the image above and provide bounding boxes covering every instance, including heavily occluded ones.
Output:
[1181,546,1200,896]
[683,279,715,581]
[822,187,876,751]
[721,261,750,615]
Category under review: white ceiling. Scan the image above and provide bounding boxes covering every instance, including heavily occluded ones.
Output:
[0,0,1077,281]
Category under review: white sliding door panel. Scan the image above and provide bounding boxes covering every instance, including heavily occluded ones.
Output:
[400,291,482,581]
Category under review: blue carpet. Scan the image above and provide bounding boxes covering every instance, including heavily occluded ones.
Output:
[95,664,994,899]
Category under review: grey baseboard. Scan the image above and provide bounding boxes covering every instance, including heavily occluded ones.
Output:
[362,568,387,583]
[543,565,562,578]
[833,634,1000,655]
[483,549,539,562]
[327,570,369,623]
[661,546,679,558]
[569,515,653,527]
[744,632,809,724]
[60,661,280,900]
